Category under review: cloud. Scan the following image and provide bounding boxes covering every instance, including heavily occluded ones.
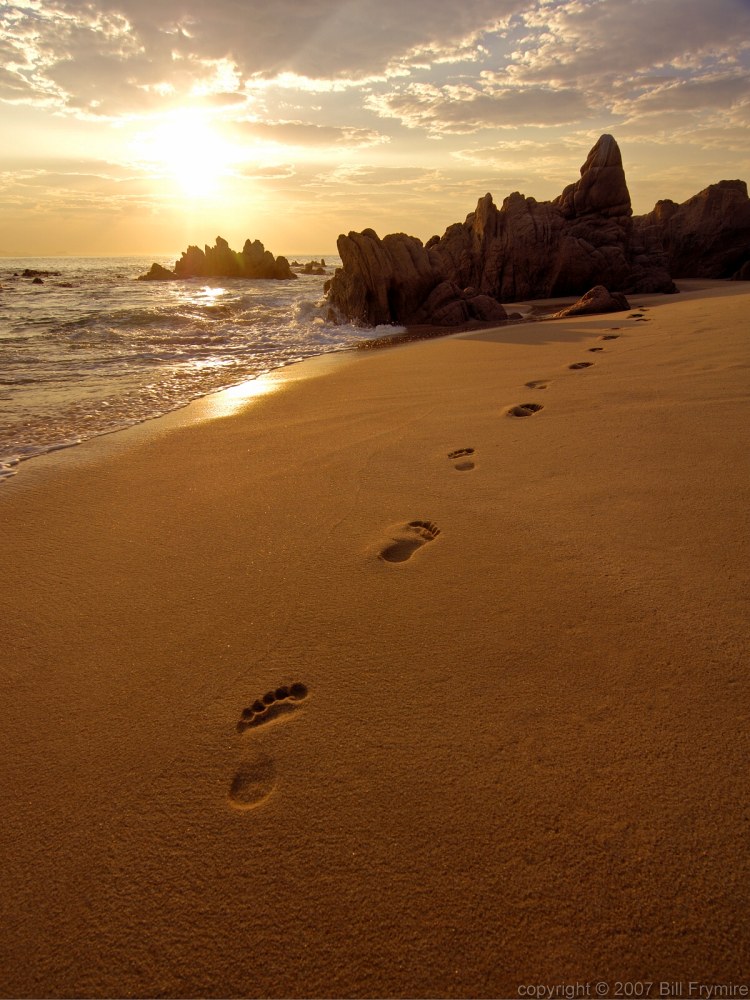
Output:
[613,72,750,117]
[0,162,163,220]
[312,164,444,187]
[231,120,387,148]
[0,157,135,178]
[2,0,748,155]
[367,82,592,133]
[0,0,529,116]
[505,0,750,91]
[235,164,297,180]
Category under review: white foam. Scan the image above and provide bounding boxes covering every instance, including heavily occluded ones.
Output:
[0,254,401,483]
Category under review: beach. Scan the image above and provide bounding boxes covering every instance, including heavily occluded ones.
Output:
[1,280,749,997]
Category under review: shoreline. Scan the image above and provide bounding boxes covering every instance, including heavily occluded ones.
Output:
[1,279,749,997]
[3,277,738,490]
[0,253,349,486]
[0,348,361,488]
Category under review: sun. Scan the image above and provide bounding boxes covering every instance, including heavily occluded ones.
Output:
[134,109,237,197]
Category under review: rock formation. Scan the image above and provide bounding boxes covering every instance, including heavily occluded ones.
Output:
[326,135,676,326]
[551,285,630,318]
[292,259,328,275]
[633,180,750,279]
[138,263,179,282]
[138,237,296,281]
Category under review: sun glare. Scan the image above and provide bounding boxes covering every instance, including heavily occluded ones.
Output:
[134,109,237,197]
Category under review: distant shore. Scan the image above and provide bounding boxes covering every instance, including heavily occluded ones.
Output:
[1,279,749,997]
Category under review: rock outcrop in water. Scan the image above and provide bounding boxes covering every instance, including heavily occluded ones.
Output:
[138,237,296,281]
[633,180,750,279]
[326,135,675,326]
[139,263,179,281]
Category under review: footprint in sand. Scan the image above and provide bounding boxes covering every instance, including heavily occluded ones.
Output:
[229,754,276,810]
[588,347,604,353]
[229,682,309,810]
[568,361,594,370]
[379,520,440,563]
[236,682,309,733]
[448,447,475,471]
[600,333,619,341]
[506,402,544,417]
[525,379,550,389]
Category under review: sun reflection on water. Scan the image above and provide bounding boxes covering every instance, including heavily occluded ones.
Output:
[200,375,281,419]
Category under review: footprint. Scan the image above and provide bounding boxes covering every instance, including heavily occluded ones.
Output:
[229,754,276,810]
[628,312,644,318]
[506,402,544,417]
[600,334,619,341]
[448,448,475,471]
[568,361,593,370]
[237,682,309,733]
[379,520,441,563]
[230,683,310,810]
[588,347,604,353]
[525,380,549,389]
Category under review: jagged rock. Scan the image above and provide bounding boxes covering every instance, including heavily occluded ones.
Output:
[326,229,441,326]
[137,262,180,281]
[140,237,297,282]
[240,238,295,279]
[174,244,207,277]
[554,134,631,218]
[634,180,750,278]
[326,134,675,326]
[552,285,630,318]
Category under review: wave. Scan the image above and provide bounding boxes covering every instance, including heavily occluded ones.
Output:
[0,254,400,483]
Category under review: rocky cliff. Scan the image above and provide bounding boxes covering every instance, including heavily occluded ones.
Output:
[327,132,744,326]
[633,180,750,279]
[326,135,677,326]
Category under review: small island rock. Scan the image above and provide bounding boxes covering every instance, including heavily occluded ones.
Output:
[137,263,180,282]
[138,236,297,281]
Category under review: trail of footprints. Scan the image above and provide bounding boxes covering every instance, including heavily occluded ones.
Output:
[374,310,650,565]
[376,309,653,561]
[230,308,648,812]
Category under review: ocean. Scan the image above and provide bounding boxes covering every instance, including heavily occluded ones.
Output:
[0,254,395,482]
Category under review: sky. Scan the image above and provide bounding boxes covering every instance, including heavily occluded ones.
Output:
[1,0,749,256]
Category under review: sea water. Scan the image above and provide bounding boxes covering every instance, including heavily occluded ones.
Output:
[0,254,393,482]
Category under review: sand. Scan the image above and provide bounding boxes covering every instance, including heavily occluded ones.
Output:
[1,280,749,999]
